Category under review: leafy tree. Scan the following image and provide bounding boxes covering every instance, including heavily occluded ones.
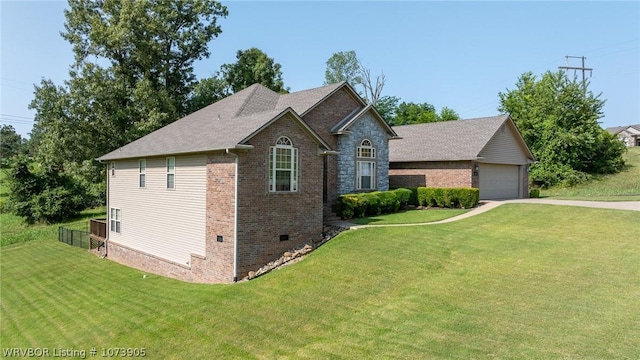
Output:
[324,50,362,86]
[6,155,86,223]
[220,48,288,94]
[0,125,25,165]
[23,0,228,217]
[186,75,230,113]
[499,70,626,187]
[375,96,400,124]
[323,50,385,105]
[439,107,460,121]
[391,102,438,126]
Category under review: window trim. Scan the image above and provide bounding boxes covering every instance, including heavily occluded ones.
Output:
[110,208,121,234]
[357,139,376,159]
[269,136,299,193]
[166,157,175,189]
[357,160,376,190]
[139,159,146,188]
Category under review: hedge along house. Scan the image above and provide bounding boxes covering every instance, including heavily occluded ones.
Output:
[96,82,397,283]
[389,115,535,199]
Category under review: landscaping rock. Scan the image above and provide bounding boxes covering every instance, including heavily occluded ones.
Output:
[241,225,347,281]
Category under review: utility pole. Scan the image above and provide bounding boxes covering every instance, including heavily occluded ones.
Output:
[558,55,593,87]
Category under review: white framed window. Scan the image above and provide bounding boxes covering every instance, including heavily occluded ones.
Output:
[139,159,146,188]
[357,139,376,159]
[357,161,376,190]
[166,157,175,189]
[110,208,121,233]
[356,139,376,190]
[269,136,298,192]
[110,161,116,177]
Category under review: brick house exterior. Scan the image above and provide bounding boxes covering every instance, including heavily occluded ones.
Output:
[97,82,397,283]
[389,115,534,199]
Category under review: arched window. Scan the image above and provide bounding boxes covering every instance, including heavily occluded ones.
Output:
[357,139,376,158]
[357,139,376,190]
[269,136,298,192]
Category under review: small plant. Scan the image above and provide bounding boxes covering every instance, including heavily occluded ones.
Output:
[529,188,540,198]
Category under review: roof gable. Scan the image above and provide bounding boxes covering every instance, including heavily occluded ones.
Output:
[276,81,365,116]
[389,115,534,163]
[331,104,398,138]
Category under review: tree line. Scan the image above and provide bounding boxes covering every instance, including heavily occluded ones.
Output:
[0,0,626,223]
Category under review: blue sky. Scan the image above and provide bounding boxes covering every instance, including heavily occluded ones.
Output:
[1,1,639,138]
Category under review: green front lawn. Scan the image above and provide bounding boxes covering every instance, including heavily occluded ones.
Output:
[2,204,638,359]
[348,207,469,225]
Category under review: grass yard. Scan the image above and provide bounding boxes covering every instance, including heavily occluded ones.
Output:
[0,207,105,247]
[348,208,469,225]
[541,147,640,200]
[2,204,639,359]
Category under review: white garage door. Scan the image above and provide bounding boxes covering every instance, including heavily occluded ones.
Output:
[479,164,520,199]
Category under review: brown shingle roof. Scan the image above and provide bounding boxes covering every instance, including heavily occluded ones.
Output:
[98,83,346,161]
[390,115,518,162]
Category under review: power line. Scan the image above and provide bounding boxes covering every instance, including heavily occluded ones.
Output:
[0,113,34,120]
[558,55,593,86]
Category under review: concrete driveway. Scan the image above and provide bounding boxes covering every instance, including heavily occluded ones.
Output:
[502,198,640,211]
[331,198,640,229]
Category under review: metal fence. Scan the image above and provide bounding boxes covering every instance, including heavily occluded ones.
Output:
[58,227,91,249]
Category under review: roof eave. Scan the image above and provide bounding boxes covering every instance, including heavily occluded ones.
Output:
[96,144,255,162]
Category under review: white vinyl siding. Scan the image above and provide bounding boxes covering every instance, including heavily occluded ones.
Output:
[108,155,207,265]
[479,123,530,164]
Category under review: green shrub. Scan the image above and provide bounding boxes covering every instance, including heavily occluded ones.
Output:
[336,194,367,219]
[337,189,405,219]
[393,188,412,206]
[378,191,400,214]
[432,188,448,207]
[417,187,434,206]
[407,187,419,206]
[454,188,479,208]
[362,192,382,216]
[529,188,540,198]
[416,187,479,209]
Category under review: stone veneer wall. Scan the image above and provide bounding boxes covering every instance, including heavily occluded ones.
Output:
[301,87,362,209]
[337,112,390,195]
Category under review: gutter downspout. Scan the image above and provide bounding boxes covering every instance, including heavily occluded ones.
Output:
[226,149,239,283]
[101,160,109,257]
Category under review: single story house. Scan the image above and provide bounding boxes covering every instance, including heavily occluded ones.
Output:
[96,82,397,283]
[389,115,535,199]
[606,125,640,147]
